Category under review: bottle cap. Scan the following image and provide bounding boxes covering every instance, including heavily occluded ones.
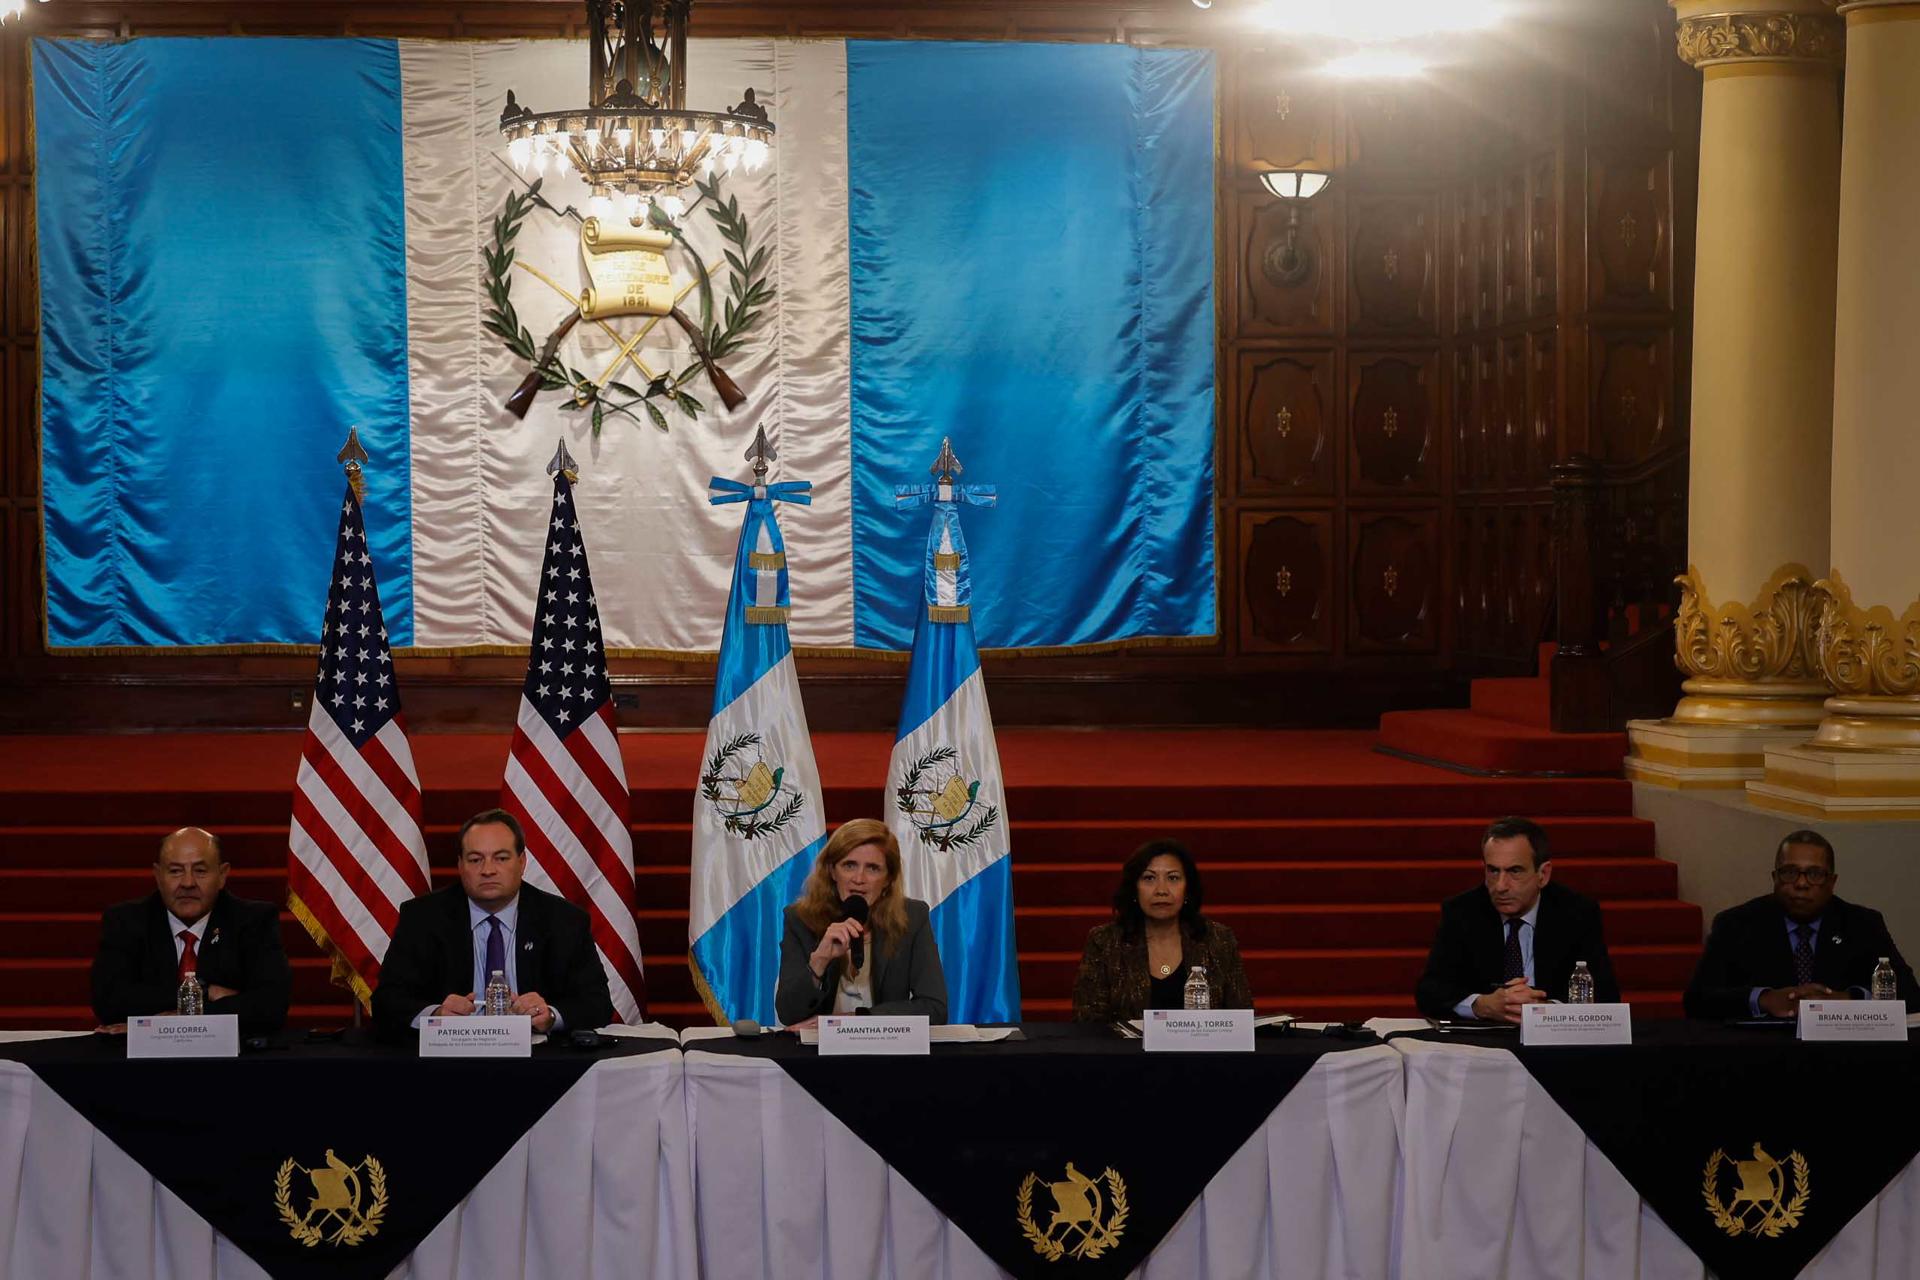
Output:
[1880,956,1891,963]
[490,968,506,978]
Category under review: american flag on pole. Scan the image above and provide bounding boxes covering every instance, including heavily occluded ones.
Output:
[287,436,432,1007]
[499,444,647,1023]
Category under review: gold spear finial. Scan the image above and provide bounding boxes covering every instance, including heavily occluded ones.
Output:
[336,427,370,503]
[746,425,777,486]
[546,436,580,485]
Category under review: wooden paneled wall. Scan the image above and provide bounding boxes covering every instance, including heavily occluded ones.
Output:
[0,0,1695,730]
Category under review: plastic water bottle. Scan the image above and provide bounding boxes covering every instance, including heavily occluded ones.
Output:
[176,972,203,1016]
[1567,960,1595,1005]
[1183,966,1211,1011]
[484,969,511,1017]
[1872,957,1898,1001]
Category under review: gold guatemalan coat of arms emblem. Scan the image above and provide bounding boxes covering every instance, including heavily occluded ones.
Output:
[274,1149,389,1247]
[1702,1143,1810,1238]
[1016,1162,1128,1262]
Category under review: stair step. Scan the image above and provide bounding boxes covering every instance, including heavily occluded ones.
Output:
[1469,676,1551,730]
[1378,709,1627,775]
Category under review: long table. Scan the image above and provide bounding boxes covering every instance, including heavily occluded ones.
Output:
[2,1021,1918,1280]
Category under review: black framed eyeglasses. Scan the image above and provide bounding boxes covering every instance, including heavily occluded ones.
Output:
[1774,866,1832,886]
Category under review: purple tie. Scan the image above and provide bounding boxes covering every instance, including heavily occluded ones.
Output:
[1793,925,1815,987]
[485,914,506,988]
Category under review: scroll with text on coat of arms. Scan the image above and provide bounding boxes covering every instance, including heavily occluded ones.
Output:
[579,216,674,319]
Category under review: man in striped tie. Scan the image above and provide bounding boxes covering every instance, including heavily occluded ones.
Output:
[91,828,291,1034]
[370,810,613,1041]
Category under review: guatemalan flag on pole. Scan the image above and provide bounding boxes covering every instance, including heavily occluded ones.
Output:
[886,439,1019,1023]
[689,429,829,1025]
[499,442,648,1024]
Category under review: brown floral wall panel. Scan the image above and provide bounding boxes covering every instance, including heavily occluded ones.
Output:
[1346,83,1439,173]
[1238,188,1335,334]
[1591,331,1672,463]
[1349,511,1438,651]
[1588,151,1670,310]
[1235,62,1331,172]
[1499,168,1525,324]
[1239,511,1333,652]
[1501,336,1528,484]
[1239,350,1334,495]
[1450,190,1476,334]
[1527,329,1558,486]
[1527,152,1558,318]
[1349,352,1437,493]
[1349,195,1436,334]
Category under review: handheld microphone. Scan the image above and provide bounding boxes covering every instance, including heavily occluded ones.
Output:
[841,894,869,969]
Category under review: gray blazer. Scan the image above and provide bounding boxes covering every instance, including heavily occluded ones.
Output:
[775,898,949,1025]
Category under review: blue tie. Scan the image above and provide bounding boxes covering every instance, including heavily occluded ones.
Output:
[485,914,506,989]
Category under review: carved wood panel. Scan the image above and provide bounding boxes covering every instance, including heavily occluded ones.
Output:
[1499,167,1525,323]
[1240,350,1334,495]
[1238,188,1336,334]
[1528,329,1558,486]
[1349,352,1437,493]
[1451,189,1475,334]
[1,182,29,336]
[1585,4,1674,141]
[1501,336,1528,485]
[1236,65,1332,173]
[1240,511,1333,652]
[1348,511,1438,652]
[1475,179,1499,329]
[1475,340,1502,488]
[1528,152,1558,317]
[1452,345,1485,494]
[1589,150,1670,310]
[1591,331,1672,463]
[1346,83,1439,173]
[1349,195,1436,334]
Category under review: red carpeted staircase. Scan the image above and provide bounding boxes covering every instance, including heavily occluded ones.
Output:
[0,730,1698,1027]
[1379,643,1629,775]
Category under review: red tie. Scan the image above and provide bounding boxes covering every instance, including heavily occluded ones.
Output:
[176,929,199,983]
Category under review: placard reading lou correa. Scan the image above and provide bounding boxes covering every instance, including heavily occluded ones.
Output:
[1520,1003,1633,1046]
[419,1014,533,1057]
[817,1015,930,1056]
[127,1014,239,1058]
[1143,1008,1254,1052]
[1798,999,1908,1042]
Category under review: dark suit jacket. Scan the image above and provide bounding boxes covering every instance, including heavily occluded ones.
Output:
[370,883,614,1041]
[1071,919,1255,1021]
[775,898,948,1025]
[1684,893,1920,1019]
[91,891,291,1034]
[1415,880,1620,1018]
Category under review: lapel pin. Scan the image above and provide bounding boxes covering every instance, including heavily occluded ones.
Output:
[209,928,222,945]
[523,941,534,951]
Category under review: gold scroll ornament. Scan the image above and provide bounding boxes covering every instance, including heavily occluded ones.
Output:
[579,217,675,320]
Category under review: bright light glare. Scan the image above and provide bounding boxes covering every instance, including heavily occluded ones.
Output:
[1323,50,1428,79]
[1257,0,1498,40]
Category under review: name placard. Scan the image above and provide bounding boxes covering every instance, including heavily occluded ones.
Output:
[818,1016,929,1056]
[1521,1003,1633,1046]
[1798,999,1908,1042]
[420,1015,532,1058]
[1143,1008,1254,1053]
[128,1015,239,1058]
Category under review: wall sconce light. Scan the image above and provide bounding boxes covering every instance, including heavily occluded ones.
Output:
[1260,170,1332,287]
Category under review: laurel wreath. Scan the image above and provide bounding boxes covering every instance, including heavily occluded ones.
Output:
[334,1159,388,1246]
[1014,1167,1129,1262]
[701,730,805,840]
[274,1160,323,1248]
[895,746,1001,852]
[1702,1148,1809,1238]
[482,172,772,436]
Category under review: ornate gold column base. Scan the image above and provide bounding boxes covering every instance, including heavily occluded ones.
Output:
[1747,574,1920,816]
[1626,564,1827,788]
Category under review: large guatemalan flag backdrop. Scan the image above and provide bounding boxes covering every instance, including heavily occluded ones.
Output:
[32,37,1215,654]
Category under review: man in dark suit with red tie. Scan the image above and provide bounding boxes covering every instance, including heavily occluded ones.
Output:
[90,827,291,1034]
[371,808,613,1041]
[1415,816,1621,1022]
[1684,829,1918,1020]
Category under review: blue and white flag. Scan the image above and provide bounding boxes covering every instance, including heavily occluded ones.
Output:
[885,442,1019,1023]
[33,36,1214,654]
[688,462,827,1025]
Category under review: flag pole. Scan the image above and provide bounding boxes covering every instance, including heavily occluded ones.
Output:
[339,426,368,1034]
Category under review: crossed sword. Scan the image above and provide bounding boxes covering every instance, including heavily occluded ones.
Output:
[497,162,745,418]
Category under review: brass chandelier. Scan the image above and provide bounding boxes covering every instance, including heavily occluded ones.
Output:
[498,0,775,221]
